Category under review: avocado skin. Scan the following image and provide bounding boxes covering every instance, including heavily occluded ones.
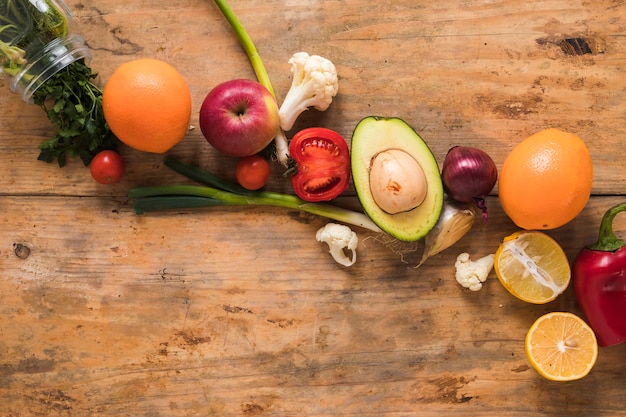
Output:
[351,116,444,242]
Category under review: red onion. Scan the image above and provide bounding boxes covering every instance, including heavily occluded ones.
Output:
[441,146,498,223]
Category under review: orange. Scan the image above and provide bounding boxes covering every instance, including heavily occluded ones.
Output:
[525,312,598,381]
[103,58,192,153]
[494,230,570,304]
[498,128,593,230]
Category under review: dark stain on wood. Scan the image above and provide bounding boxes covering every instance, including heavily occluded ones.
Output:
[537,36,606,55]
[1,357,55,376]
[13,243,31,259]
[223,305,254,314]
[175,331,211,346]
[31,389,75,412]
[560,38,593,55]
[431,375,476,404]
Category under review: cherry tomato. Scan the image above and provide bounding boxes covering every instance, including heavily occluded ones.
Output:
[288,127,351,202]
[235,154,271,190]
[89,150,125,184]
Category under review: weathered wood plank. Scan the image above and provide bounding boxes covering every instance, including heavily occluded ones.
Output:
[0,0,625,415]
[0,196,625,415]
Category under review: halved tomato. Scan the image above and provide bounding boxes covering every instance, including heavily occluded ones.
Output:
[288,127,351,202]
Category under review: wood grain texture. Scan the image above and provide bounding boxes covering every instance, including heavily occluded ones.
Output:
[0,0,625,416]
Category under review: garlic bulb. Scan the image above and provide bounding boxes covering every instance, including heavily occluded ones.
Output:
[416,198,476,267]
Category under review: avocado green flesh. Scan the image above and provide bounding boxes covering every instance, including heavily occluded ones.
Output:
[351,116,444,242]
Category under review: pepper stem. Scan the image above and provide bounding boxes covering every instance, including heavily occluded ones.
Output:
[588,203,626,252]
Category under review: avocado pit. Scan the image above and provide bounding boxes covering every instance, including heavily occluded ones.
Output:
[369,149,427,214]
[350,116,444,241]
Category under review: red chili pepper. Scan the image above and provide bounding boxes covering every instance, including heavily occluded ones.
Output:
[573,203,626,347]
[288,127,351,202]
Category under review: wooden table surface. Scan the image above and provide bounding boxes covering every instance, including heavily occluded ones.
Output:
[1,0,625,415]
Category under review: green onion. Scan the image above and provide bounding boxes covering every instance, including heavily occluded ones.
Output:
[213,0,275,98]
[133,195,226,214]
[129,158,383,233]
[164,156,253,195]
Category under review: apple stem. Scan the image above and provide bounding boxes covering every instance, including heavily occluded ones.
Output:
[213,0,275,99]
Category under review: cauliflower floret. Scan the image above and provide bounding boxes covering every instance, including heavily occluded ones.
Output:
[273,52,338,166]
[279,52,338,132]
[316,223,358,267]
[454,252,495,291]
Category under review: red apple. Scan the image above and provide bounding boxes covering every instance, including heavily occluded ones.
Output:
[199,79,280,157]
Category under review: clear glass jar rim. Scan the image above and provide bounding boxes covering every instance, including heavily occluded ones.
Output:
[11,34,92,102]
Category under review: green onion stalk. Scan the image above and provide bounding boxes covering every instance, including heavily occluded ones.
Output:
[129,157,383,233]
[212,0,292,165]
[213,0,275,98]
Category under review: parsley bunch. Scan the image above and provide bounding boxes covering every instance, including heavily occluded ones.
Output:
[32,59,118,167]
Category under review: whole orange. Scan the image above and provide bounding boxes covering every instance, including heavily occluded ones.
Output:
[103,58,192,153]
[498,128,593,230]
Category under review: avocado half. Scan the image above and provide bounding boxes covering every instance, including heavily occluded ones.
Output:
[351,116,444,242]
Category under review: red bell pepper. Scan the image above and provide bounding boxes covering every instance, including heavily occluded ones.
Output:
[573,203,626,347]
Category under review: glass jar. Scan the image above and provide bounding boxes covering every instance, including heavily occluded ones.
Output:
[0,0,91,102]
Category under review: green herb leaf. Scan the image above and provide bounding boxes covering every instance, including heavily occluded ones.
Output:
[31,59,118,167]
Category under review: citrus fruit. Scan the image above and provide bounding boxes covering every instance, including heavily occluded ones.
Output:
[494,230,570,304]
[103,58,192,153]
[525,312,598,381]
[498,128,593,230]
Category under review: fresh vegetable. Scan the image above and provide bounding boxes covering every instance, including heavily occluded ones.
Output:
[32,60,116,166]
[573,203,626,347]
[199,79,280,158]
[278,52,339,131]
[288,127,350,202]
[1,0,69,81]
[417,198,476,267]
[1,0,116,166]
[89,150,125,184]
[351,116,444,242]
[129,157,383,233]
[316,223,358,267]
[212,1,340,166]
[454,252,495,291]
[32,59,117,166]
[275,52,339,166]
[212,0,274,98]
[441,146,497,223]
[236,155,271,190]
